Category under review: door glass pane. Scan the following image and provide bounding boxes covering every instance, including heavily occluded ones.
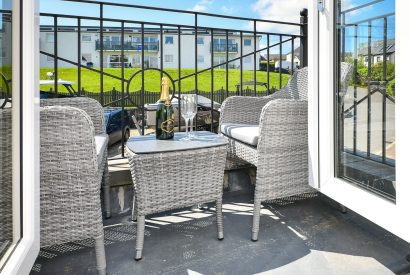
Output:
[0,0,15,260]
[336,0,396,200]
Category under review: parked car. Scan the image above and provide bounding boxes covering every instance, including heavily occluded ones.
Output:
[145,95,221,132]
[104,108,131,146]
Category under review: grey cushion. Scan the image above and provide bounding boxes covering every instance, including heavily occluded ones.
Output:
[220,123,259,146]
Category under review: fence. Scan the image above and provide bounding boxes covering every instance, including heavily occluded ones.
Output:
[39,0,307,156]
[50,88,275,107]
[338,1,395,167]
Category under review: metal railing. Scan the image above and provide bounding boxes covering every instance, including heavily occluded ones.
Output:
[338,0,395,167]
[39,0,307,157]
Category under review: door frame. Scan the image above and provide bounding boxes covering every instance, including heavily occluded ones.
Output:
[1,0,40,274]
[308,0,410,243]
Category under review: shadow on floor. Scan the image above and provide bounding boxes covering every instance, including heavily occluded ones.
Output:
[30,191,410,275]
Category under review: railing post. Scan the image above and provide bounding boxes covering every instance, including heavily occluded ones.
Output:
[300,8,308,68]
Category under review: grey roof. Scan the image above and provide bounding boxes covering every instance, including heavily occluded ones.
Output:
[286,46,300,58]
[358,39,395,56]
[264,53,286,61]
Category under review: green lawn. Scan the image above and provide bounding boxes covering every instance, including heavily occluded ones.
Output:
[40,68,290,93]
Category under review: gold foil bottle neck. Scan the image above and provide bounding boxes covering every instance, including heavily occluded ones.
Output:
[160,77,170,101]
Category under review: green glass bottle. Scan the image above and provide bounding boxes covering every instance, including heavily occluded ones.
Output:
[156,77,174,140]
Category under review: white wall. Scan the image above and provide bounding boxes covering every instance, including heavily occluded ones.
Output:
[39,30,260,71]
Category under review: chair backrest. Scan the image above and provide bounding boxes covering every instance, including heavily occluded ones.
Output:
[273,67,308,101]
[40,106,102,246]
[339,62,353,99]
[40,97,106,135]
[0,108,12,244]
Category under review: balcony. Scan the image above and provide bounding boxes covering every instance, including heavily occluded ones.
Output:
[29,164,410,274]
[95,41,159,52]
[212,43,239,53]
[1,0,408,274]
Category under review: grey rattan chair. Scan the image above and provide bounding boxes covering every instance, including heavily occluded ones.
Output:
[40,97,111,218]
[220,68,311,241]
[40,106,106,274]
[220,65,353,241]
[0,108,12,251]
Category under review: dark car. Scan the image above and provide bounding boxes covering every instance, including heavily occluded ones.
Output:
[104,108,131,146]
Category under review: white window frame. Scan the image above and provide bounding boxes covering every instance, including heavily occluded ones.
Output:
[308,0,410,243]
[81,34,91,42]
[197,36,204,45]
[1,0,40,273]
[164,54,173,63]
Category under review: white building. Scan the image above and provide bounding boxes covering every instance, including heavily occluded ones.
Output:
[39,26,260,70]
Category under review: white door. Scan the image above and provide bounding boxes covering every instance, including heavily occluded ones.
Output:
[309,0,410,243]
[0,0,40,274]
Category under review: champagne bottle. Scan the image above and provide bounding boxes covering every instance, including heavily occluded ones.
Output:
[156,77,175,140]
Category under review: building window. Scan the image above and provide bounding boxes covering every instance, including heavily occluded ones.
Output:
[46,33,54,43]
[197,55,204,63]
[197,37,204,45]
[165,36,173,45]
[82,35,92,42]
[165,54,173,63]
[244,39,252,46]
[244,56,252,63]
[213,56,226,69]
[376,56,381,62]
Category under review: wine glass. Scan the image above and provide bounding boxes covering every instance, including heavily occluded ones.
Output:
[186,94,197,138]
[180,95,191,140]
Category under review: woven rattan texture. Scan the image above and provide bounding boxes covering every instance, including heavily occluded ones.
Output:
[40,106,104,245]
[40,97,106,135]
[40,97,110,218]
[0,109,12,246]
[219,68,311,240]
[126,146,227,216]
[126,143,226,259]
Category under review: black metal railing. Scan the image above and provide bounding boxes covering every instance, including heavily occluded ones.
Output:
[338,1,395,167]
[39,0,307,158]
[95,40,159,51]
[212,43,238,53]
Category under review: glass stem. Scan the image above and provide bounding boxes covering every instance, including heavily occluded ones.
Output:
[189,118,192,137]
[185,118,189,138]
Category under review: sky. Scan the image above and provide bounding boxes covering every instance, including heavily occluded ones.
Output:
[39,0,308,54]
[38,0,395,55]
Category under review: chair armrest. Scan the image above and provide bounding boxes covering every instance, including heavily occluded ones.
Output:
[258,99,308,153]
[219,95,274,128]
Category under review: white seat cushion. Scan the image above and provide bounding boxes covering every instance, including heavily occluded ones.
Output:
[95,134,108,166]
[220,123,259,146]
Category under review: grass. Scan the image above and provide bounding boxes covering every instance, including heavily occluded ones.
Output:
[40,67,290,93]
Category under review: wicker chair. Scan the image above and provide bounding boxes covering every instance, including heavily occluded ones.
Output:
[219,67,310,241]
[220,64,353,241]
[40,97,111,218]
[0,109,12,252]
[40,106,106,274]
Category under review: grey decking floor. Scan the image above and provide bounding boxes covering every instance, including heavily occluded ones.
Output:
[30,191,410,275]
